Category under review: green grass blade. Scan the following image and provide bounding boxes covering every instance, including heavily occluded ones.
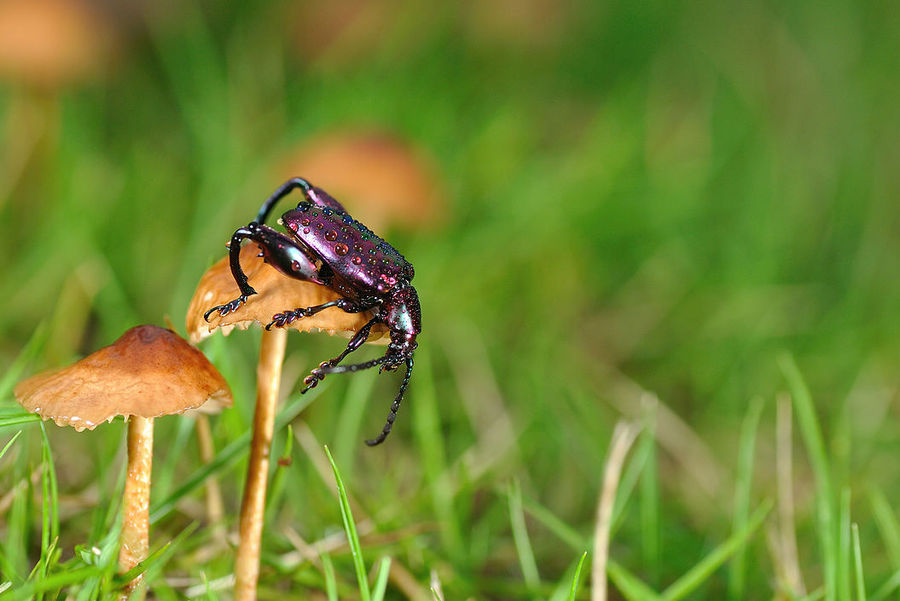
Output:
[661,501,772,601]
[639,405,659,585]
[411,348,464,561]
[0,413,41,429]
[321,552,338,601]
[39,422,60,548]
[3,566,105,601]
[3,458,29,583]
[840,488,852,601]
[150,389,319,523]
[324,445,369,601]
[798,588,827,601]
[521,493,587,552]
[611,436,652,532]
[370,556,392,601]
[607,559,664,601]
[334,370,378,475]
[779,353,836,601]
[853,523,866,601]
[35,421,60,600]
[0,322,48,401]
[869,487,900,570]
[265,424,294,526]
[117,541,171,584]
[0,430,22,460]
[508,480,541,593]
[567,552,588,601]
[119,523,197,593]
[549,552,589,601]
[870,570,900,601]
[728,396,764,600]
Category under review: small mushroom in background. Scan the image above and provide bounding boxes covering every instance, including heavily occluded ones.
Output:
[15,325,232,599]
[186,244,384,601]
[0,0,113,88]
[285,0,431,69]
[277,130,444,232]
[0,0,116,210]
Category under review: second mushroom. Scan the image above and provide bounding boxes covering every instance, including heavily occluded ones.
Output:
[15,325,232,598]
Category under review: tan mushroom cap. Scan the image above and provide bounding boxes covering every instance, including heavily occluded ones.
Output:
[0,0,113,88]
[186,244,389,345]
[14,325,233,432]
[279,131,444,231]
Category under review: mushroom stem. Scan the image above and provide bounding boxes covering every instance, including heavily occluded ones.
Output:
[234,328,288,601]
[119,415,154,600]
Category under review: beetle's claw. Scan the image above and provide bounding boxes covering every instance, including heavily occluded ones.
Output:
[266,308,309,330]
[301,371,323,393]
[204,296,247,321]
[301,363,332,393]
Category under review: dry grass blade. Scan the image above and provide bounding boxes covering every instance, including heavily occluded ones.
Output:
[193,414,225,542]
[777,392,805,596]
[593,420,642,601]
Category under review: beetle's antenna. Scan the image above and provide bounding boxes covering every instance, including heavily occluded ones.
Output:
[255,177,313,224]
[366,356,414,446]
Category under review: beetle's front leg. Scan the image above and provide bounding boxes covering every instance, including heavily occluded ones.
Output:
[204,223,325,321]
[203,226,259,320]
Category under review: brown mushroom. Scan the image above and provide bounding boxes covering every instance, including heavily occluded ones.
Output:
[278,130,444,232]
[14,325,232,599]
[0,0,113,88]
[186,245,382,601]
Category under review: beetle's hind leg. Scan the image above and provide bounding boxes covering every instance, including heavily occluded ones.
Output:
[255,177,312,224]
[255,177,347,223]
[301,318,379,392]
[310,351,414,445]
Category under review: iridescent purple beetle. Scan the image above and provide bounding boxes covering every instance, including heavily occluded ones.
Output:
[204,178,421,445]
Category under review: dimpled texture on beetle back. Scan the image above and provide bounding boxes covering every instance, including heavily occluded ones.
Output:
[284,201,414,296]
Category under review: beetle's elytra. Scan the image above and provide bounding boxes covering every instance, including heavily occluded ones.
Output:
[204,178,421,445]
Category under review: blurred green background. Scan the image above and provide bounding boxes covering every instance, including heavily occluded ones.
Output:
[1,0,899,598]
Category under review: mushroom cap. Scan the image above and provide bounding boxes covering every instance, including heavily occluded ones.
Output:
[14,325,233,431]
[279,131,444,231]
[0,0,113,88]
[186,244,389,345]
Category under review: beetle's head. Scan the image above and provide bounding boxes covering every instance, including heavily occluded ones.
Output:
[384,284,421,357]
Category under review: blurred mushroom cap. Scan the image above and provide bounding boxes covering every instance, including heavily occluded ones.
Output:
[14,325,232,431]
[0,0,113,87]
[279,131,444,231]
[186,244,389,345]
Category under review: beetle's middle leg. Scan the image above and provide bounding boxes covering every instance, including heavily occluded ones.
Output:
[204,223,325,320]
[266,297,378,330]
